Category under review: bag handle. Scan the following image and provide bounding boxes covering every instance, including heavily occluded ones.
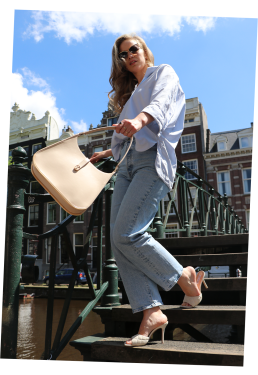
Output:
[76,125,133,174]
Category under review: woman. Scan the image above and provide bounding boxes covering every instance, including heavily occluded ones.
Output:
[90,34,207,347]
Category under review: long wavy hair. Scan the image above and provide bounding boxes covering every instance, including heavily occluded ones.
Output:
[108,34,154,114]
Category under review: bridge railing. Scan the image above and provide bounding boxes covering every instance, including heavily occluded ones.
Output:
[152,161,248,239]
[1,146,247,360]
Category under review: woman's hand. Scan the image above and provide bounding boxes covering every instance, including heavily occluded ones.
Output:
[90,149,113,164]
[115,112,154,137]
[115,118,143,137]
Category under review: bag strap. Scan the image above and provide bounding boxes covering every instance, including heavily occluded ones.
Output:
[75,125,133,174]
[113,136,133,173]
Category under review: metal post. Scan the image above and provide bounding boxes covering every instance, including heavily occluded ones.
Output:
[1,147,30,359]
[153,202,164,239]
[101,165,120,307]
[178,165,190,237]
[197,179,207,236]
[209,188,218,235]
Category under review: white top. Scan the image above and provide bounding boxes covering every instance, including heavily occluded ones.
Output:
[111,64,185,190]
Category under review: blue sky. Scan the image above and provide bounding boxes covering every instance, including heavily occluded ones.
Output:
[11,11,257,135]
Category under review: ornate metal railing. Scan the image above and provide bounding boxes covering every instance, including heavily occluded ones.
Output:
[1,146,247,360]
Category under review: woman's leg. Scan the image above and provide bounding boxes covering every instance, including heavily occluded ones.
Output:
[111,155,183,313]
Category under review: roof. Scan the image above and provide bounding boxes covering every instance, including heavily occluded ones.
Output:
[208,127,252,152]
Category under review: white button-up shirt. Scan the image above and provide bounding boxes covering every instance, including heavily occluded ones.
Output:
[111,64,185,190]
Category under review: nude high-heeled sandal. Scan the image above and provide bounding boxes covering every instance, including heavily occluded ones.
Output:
[124,321,168,347]
[181,270,208,308]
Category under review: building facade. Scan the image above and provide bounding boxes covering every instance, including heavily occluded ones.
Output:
[204,124,253,230]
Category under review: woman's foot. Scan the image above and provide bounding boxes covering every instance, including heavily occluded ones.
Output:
[177,266,203,307]
[125,306,167,346]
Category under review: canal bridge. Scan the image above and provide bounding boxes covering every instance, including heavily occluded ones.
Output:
[1,145,248,366]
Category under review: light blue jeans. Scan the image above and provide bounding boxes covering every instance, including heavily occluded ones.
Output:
[110,138,183,313]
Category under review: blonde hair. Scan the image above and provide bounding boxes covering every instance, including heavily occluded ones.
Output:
[108,34,154,114]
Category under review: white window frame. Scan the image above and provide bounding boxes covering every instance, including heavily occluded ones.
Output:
[28,204,39,227]
[183,159,198,180]
[60,207,69,222]
[73,233,84,256]
[47,202,57,224]
[162,191,177,216]
[94,145,103,153]
[239,136,252,149]
[217,171,231,196]
[242,168,251,194]
[32,143,42,155]
[165,223,178,238]
[181,134,197,154]
[217,141,226,151]
[246,210,250,231]
[73,213,84,223]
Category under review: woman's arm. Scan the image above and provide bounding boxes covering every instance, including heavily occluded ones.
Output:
[90,148,113,164]
[114,112,154,138]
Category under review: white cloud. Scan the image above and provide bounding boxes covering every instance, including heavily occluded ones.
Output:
[24,11,216,44]
[70,119,88,133]
[11,69,67,132]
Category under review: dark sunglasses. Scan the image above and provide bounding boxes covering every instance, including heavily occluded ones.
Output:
[118,44,141,60]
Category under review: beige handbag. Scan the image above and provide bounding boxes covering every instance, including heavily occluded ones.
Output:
[31,126,133,216]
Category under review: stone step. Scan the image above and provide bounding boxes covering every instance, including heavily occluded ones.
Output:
[70,334,244,366]
[157,233,248,255]
[108,304,246,326]
[173,252,248,267]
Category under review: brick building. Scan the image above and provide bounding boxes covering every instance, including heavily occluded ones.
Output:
[204,124,253,230]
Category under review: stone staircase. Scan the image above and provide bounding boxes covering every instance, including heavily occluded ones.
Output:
[70,234,248,366]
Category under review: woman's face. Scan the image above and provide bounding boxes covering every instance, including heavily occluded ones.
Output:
[119,39,148,80]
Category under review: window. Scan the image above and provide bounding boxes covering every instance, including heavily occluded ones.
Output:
[217,141,226,151]
[94,146,103,153]
[47,202,56,224]
[181,134,196,153]
[28,205,39,226]
[165,224,178,238]
[60,207,69,222]
[59,234,69,264]
[217,171,231,196]
[240,136,252,148]
[74,233,84,261]
[108,117,119,126]
[243,169,251,194]
[246,210,250,230]
[27,239,39,255]
[32,143,42,154]
[74,213,84,223]
[163,191,177,215]
[183,160,198,180]
[30,181,41,194]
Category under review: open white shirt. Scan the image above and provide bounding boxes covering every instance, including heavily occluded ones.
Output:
[111,64,185,190]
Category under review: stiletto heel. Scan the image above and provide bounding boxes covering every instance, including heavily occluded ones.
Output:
[124,321,168,347]
[202,279,208,289]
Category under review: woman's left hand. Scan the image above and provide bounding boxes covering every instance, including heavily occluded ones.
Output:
[114,118,143,138]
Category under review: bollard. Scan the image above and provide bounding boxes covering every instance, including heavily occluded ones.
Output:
[1,147,31,359]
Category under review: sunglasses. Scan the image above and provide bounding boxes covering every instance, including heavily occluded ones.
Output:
[118,44,141,60]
